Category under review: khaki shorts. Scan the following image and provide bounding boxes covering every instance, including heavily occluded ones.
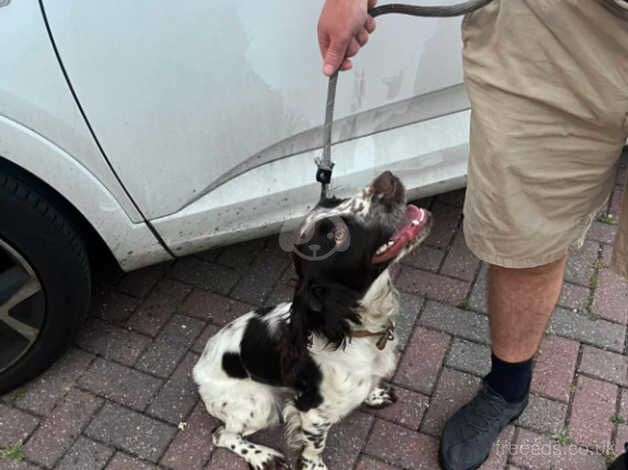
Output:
[461,0,628,278]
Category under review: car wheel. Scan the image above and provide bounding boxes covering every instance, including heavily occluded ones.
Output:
[0,167,91,394]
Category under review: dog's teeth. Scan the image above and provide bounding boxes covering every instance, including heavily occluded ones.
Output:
[411,219,420,226]
[376,245,387,255]
[387,240,395,246]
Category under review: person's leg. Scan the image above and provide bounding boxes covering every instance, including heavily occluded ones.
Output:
[483,257,566,403]
[489,258,566,362]
[439,1,628,468]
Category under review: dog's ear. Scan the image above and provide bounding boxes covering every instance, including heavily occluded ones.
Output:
[278,282,323,411]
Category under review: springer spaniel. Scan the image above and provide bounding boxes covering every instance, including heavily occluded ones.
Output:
[193,171,432,469]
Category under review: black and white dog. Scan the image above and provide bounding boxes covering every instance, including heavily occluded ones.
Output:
[193,171,432,469]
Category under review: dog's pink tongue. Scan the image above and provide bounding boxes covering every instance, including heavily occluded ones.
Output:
[372,206,430,264]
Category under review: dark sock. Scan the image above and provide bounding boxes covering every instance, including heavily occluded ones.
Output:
[485,353,532,403]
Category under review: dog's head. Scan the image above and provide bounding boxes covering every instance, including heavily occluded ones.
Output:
[279,172,431,406]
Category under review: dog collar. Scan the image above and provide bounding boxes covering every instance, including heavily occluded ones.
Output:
[350,324,395,350]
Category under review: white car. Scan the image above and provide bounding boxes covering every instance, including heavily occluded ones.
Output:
[0,0,470,392]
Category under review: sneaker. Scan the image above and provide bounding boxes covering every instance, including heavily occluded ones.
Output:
[439,382,528,470]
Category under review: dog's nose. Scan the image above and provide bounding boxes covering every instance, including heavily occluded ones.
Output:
[372,171,404,204]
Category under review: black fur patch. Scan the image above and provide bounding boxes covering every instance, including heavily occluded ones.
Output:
[221,352,248,379]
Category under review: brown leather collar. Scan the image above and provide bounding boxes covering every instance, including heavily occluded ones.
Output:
[350,324,395,350]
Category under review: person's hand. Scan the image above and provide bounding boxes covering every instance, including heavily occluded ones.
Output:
[318,0,377,76]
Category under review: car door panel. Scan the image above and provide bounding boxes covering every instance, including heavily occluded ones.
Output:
[41,0,467,225]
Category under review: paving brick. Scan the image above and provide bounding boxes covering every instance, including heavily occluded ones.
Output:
[14,348,93,415]
[363,386,429,430]
[424,202,460,249]
[516,394,567,434]
[396,293,424,351]
[355,455,400,469]
[76,318,150,366]
[91,290,140,323]
[215,238,266,271]
[478,425,515,470]
[558,282,591,313]
[116,263,168,298]
[180,290,253,325]
[394,326,449,394]
[397,267,469,305]
[191,323,220,355]
[136,314,204,378]
[106,452,158,470]
[206,449,249,469]
[531,335,580,402]
[230,249,290,306]
[569,375,617,450]
[324,411,374,470]
[579,345,627,387]
[616,424,628,455]
[265,263,296,306]
[549,307,625,353]
[587,221,617,245]
[565,240,599,286]
[147,353,199,425]
[592,269,628,324]
[170,257,240,295]
[365,419,439,469]
[85,403,176,463]
[421,368,481,436]
[79,358,162,410]
[511,428,606,470]
[24,389,102,468]
[0,460,40,470]
[0,404,38,447]
[401,245,445,272]
[420,301,490,344]
[160,403,218,470]
[56,436,114,470]
[440,231,481,282]
[195,247,222,263]
[601,243,614,267]
[445,338,491,377]
[468,263,488,313]
[438,188,466,208]
[127,280,193,337]
[620,388,628,418]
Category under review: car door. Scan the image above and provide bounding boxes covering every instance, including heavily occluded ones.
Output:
[41,0,470,255]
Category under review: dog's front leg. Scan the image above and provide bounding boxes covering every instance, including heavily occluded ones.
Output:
[296,409,332,470]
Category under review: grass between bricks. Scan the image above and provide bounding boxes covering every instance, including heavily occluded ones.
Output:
[611,415,625,424]
[0,440,24,462]
[550,430,570,446]
[597,213,617,225]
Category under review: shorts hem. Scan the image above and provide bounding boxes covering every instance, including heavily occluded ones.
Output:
[463,230,569,269]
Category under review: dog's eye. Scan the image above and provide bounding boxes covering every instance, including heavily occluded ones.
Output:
[326,232,334,240]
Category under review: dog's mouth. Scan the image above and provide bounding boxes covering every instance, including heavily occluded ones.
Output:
[372,205,431,264]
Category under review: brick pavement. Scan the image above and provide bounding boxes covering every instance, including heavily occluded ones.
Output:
[1,153,627,469]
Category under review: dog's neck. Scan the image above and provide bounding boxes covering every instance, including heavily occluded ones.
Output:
[355,269,399,333]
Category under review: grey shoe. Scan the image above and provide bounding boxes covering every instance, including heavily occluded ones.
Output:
[439,383,528,470]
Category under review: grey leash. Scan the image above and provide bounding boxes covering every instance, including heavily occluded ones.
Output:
[316,0,493,199]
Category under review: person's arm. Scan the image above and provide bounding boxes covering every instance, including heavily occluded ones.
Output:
[317,0,377,76]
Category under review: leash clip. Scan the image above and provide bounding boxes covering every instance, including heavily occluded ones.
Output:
[314,157,334,186]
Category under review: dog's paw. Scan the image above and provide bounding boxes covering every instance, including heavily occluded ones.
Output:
[297,455,327,470]
[364,386,397,409]
[250,448,290,470]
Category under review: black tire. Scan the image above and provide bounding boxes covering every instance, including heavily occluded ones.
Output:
[0,166,91,394]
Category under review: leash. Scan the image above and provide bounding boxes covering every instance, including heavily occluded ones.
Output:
[316,0,493,199]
